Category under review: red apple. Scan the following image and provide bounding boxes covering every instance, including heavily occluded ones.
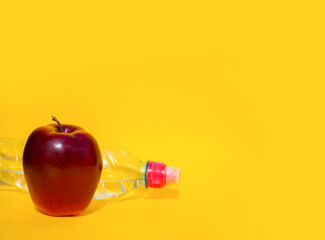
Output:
[23,116,102,216]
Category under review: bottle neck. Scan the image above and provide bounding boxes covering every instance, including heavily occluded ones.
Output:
[137,161,147,187]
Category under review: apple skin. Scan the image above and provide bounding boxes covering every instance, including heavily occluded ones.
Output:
[23,123,102,216]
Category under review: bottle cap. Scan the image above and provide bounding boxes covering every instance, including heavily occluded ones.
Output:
[146,161,181,188]
[166,166,181,185]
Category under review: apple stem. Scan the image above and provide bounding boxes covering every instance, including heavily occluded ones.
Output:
[51,116,63,132]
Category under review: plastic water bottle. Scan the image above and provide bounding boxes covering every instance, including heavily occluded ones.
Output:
[0,137,180,199]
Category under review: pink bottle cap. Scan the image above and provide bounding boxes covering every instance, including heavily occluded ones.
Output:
[146,161,181,188]
[166,166,181,185]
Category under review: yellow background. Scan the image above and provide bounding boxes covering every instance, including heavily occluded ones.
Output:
[0,1,324,239]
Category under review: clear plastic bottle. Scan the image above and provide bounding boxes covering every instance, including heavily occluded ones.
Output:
[0,137,180,199]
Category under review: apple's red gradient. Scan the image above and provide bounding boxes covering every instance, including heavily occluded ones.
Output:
[23,123,102,216]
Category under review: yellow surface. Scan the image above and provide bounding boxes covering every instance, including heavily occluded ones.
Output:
[0,1,324,239]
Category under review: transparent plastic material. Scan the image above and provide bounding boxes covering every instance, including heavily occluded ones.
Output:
[0,137,149,199]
